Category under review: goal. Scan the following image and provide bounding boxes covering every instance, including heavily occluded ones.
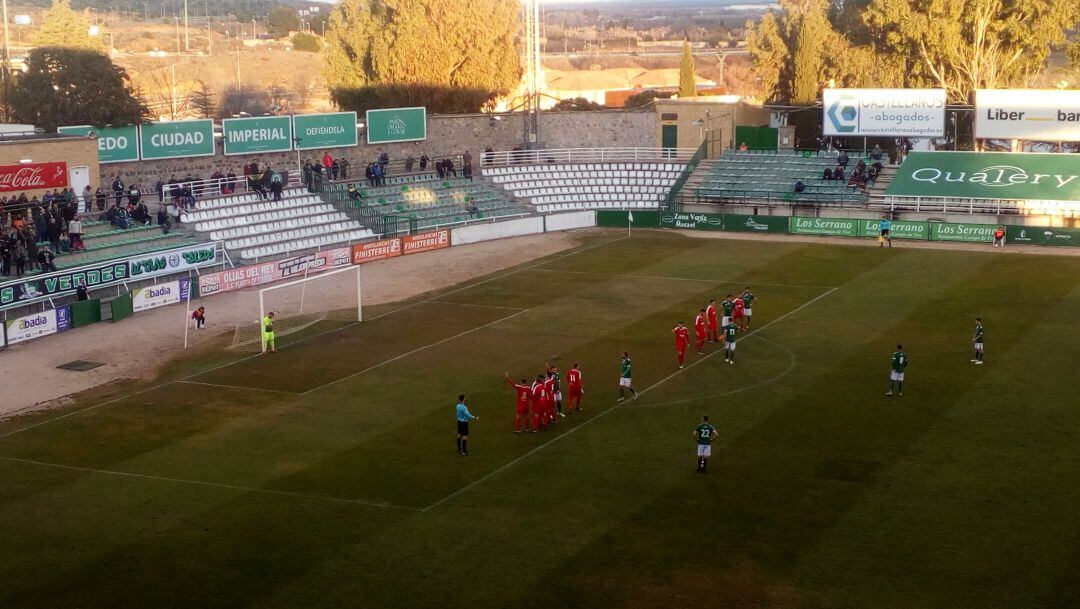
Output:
[230,265,362,350]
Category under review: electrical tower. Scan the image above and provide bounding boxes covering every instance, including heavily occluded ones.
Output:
[521,0,541,150]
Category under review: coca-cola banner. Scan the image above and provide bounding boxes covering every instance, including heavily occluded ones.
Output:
[0,161,69,193]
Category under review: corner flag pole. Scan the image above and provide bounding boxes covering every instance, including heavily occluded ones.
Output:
[627,210,634,237]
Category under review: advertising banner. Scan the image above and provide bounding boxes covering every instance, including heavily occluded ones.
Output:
[351,238,402,264]
[930,222,997,243]
[58,125,139,163]
[128,243,219,279]
[857,219,929,240]
[789,216,859,237]
[293,112,358,150]
[222,116,294,156]
[886,152,1080,202]
[132,279,192,313]
[1005,225,1080,247]
[139,119,216,160]
[0,161,68,193]
[659,211,723,230]
[196,247,352,296]
[823,89,946,137]
[366,107,427,144]
[975,89,1080,141]
[723,214,789,233]
[1,260,129,308]
[402,229,450,254]
[5,306,71,345]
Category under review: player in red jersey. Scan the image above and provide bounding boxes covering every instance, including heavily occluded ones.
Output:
[706,299,719,342]
[565,363,584,413]
[694,309,708,354]
[531,374,549,432]
[504,373,533,433]
[672,321,690,368]
[543,371,558,426]
[733,296,746,331]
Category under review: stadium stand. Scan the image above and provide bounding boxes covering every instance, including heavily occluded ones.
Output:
[483,162,686,212]
[689,150,874,206]
[319,174,531,235]
[184,185,376,261]
[50,220,196,269]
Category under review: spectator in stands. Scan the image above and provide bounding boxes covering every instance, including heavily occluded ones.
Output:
[226,170,238,194]
[37,248,56,272]
[837,150,850,168]
[58,229,72,253]
[420,153,429,170]
[855,159,867,175]
[379,151,390,172]
[153,178,165,202]
[46,216,61,253]
[793,180,806,194]
[32,205,45,241]
[211,170,225,194]
[330,158,340,180]
[435,160,445,179]
[372,161,385,186]
[463,151,473,180]
[870,145,884,162]
[157,205,171,234]
[311,162,324,191]
[364,163,375,187]
[68,217,83,250]
[81,185,93,213]
[76,284,89,301]
[833,165,845,182]
[127,184,141,207]
[823,167,833,181]
[445,159,457,178]
[192,306,206,329]
[136,201,152,225]
[340,158,350,179]
[0,238,10,276]
[347,183,364,203]
[12,236,27,277]
[111,175,125,205]
[466,197,479,217]
[94,187,107,211]
[738,142,748,152]
[25,228,38,271]
[867,165,880,188]
[270,169,284,201]
[405,154,416,172]
[322,151,334,174]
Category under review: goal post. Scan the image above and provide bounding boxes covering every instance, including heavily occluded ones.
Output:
[230,265,362,350]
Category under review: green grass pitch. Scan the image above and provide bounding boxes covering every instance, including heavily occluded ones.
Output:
[2,229,1080,609]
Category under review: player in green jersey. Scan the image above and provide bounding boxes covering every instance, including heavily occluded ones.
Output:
[971,318,985,364]
[261,311,277,353]
[693,415,718,472]
[722,322,738,364]
[887,344,908,397]
[617,351,637,401]
[720,295,735,328]
[740,287,756,328]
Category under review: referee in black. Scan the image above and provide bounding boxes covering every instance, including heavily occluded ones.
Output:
[455,394,478,456]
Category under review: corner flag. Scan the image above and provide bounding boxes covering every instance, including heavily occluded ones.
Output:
[627,210,634,236]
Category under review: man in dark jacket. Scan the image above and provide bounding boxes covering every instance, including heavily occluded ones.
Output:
[111,175,125,205]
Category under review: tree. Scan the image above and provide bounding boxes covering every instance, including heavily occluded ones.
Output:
[624,89,675,109]
[292,32,322,53]
[1069,42,1080,74]
[268,6,300,39]
[323,0,522,114]
[550,97,604,111]
[218,85,271,119]
[191,80,215,118]
[10,47,145,131]
[679,40,698,98]
[863,0,1080,102]
[746,11,788,102]
[33,0,105,52]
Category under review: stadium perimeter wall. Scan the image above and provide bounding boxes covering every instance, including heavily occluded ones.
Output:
[100,112,657,186]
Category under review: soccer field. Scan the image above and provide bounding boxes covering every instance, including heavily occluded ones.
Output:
[2,229,1080,609]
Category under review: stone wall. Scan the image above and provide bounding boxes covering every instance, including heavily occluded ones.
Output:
[99,110,658,187]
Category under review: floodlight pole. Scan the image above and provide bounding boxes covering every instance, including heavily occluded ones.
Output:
[1,0,9,122]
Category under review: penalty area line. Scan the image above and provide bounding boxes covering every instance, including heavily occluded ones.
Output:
[0,456,418,511]
[175,380,300,395]
[421,286,839,512]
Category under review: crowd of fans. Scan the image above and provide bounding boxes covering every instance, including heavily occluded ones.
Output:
[821,145,886,192]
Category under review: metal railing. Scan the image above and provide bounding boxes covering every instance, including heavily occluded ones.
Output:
[683,189,870,209]
[882,195,1026,216]
[480,147,698,167]
[173,170,301,203]
[663,141,708,212]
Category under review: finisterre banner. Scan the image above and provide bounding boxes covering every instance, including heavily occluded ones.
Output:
[823,89,946,137]
[974,89,1080,141]
[886,152,1080,201]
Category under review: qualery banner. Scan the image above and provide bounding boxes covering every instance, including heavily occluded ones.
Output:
[5,306,71,345]
[975,89,1080,141]
[823,89,946,137]
[132,279,192,313]
[886,152,1080,202]
[197,248,352,296]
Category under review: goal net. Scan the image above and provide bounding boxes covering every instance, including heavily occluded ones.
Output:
[230,265,362,351]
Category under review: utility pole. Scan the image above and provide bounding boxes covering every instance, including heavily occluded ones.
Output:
[183,0,189,51]
[174,17,180,54]
[1,0,9,123]
[171,64,178,119]
[206,1,211,56]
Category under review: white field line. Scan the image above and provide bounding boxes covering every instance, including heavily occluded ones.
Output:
[0,237,626,441]
[0,456,418,511]
[527,268,837,290]
[300,309,530,396]
[423,287,840,512]
[176,380,300,395]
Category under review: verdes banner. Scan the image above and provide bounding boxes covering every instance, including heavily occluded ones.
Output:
[0,161,68,193]
[6,306,71,345]
[132,279,192,313]
[198,247,352,296]
[823,89,946,137]
[975,89,1080,141]
[402,230,450,254]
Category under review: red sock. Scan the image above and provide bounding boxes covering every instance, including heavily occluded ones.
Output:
[515,412,522,432]
[678,351,685,365]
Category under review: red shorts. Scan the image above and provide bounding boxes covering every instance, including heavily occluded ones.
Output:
[568,387,582,397]
[734,311,744,319]
[708,321,718,330]
[516,403,529,414]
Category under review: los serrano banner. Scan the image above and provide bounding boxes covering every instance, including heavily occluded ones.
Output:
[197,247,352,296]
[0,161,68,193]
